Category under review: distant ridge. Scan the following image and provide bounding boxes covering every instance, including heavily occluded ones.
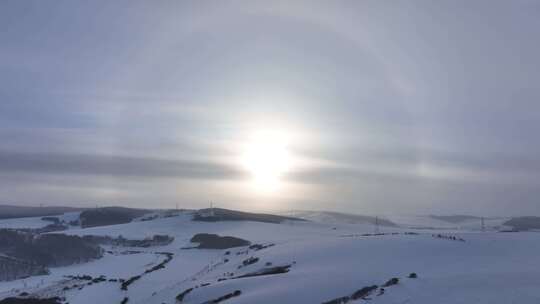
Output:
[79,207,151,228]
[0,204,85,220]
[429,215,482,223]
[503,216,540,231]
[193,208,305,224]
[291,210,397,227]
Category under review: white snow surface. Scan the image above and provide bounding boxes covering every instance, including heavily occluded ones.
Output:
[1,211,539,304]
[0,212,80,229]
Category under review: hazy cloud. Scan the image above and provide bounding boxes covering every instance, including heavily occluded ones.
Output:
[1,0,540,214]
[0,151,242,180]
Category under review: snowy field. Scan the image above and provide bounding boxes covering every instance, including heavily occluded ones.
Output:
[1,212,539,304]
[0,212,80,230]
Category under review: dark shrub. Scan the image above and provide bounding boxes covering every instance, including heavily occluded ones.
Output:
[80,207,149,228]
[41,217,60,224]
[248,243,275,251]
[0,230,101,281]
[121,275,142,290]
[382,278,399,287]
[0,297,62,304]
[30,234,102,266]
[241,257,259,267]
[190,234,250,249]
[176,287,193,302]
[235,265,291,279]
[204,290,242,303]
[322,296,350,304]
[351,285,378,300]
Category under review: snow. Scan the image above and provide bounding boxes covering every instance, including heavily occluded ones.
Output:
[0,217,50,229]
[50,252,160,278]
[387,215,510,231]
[66,283,124,304]
[0,212,80,229]
[1,211,540,303]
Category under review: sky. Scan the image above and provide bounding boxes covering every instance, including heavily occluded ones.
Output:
[1,0,540,216]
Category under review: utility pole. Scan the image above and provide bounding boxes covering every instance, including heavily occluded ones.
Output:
[481,217,485,232]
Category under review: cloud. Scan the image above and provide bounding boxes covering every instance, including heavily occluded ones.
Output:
[289,146,540,187]
[0,151,243,180]
[2,1,540,214]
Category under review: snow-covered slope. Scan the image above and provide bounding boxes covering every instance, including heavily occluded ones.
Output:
[1,211,539,304]
[0,212,80,229]
[387,215,510,231]
[289,210,397,227]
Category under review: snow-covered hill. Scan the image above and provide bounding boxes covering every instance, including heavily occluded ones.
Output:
[1,210,539,304]
[288,210,397,227]
[386,214,510,231]
[0,212,80,230]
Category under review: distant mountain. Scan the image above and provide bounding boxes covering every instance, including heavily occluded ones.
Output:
[503,216,540,231]
[0,205,85,220]
[429,215,482,223]
[291,211,397,227]
[193,208,305,224]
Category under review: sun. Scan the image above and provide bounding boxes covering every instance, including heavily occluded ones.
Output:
[241,130,291,193]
